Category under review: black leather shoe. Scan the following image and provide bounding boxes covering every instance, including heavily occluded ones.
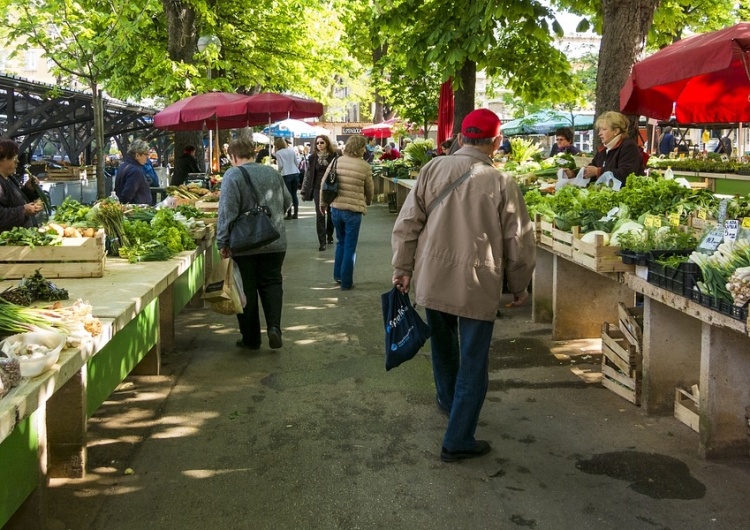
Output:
[235,339,260,350]
[318,244,326,251]
[440,440,491,463]
[327,237,334,244]
[268,327,283,349]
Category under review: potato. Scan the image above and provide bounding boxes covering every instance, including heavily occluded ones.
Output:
[82,228,95,238]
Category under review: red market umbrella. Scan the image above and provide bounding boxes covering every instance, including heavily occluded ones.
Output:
[437,79,454,152]
[227,93,325,125]
[620,23,750,123]
[153,92,256,131]
[362,121,394,138]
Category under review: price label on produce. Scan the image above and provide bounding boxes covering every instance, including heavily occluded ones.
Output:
[697,209,707,221]
[668,213,680,227]
[742,217,750,228]
[698,227,725,253]
[725,219,739,241]
[644,214,661,228]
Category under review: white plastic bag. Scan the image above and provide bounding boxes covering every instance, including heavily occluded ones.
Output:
[594,171,622,191]
[555,167,591,191]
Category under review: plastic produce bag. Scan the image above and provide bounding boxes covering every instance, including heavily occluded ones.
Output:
[594,171,622,191]
[555,167,591,191]
[381,287,431,371]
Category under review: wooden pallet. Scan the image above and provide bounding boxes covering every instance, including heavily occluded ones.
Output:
[601,322,642,405]
[0,231,106,279]
[674,385,700,432]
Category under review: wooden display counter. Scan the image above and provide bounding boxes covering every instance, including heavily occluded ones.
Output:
[380,177,416,213]
[0,237,215,528]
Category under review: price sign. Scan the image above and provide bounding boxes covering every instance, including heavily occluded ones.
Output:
[742,217,750,228]
[644,214,662,228]
[697,209,707,221]
[698,227,725,253]
[725,219,739,241]
[668,213,681,227]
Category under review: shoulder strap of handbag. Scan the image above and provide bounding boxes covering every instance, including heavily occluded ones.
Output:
[425,162,490,217]
[237,165,263,206]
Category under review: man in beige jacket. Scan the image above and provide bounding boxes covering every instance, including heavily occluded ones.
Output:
[391,109,536,462]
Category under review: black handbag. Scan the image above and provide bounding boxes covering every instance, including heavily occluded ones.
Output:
[321,155,339,204]
[229,166,281,253]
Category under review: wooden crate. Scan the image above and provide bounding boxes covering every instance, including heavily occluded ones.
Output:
[194,200,219,212]
[536,216,634,273]
[571,229,634,273]
[537,217,574,258]
[44,167,87,181]
[617,303,644,351]
[674,385,700,433]
[601,322,642,405]
[0,231,106,279]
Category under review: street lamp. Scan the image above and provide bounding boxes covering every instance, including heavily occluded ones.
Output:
[197,34,222,173]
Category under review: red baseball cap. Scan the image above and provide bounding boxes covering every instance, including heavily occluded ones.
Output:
[461,109,502,139]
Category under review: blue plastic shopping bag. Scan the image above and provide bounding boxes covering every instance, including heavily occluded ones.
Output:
[381,287,431,371]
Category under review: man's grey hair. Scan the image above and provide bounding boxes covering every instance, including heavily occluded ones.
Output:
[127,139,150,157]
[460,136,495,146]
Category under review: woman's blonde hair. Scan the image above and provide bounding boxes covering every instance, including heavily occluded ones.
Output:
[595,111,629,136]
[344,135,367,157]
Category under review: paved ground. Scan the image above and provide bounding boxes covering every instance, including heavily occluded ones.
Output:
[40,201,750,530]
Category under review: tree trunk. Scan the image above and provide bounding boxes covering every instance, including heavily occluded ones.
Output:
[453,60,476,137]
[91,85,107,199]
[372,45,387,123]
[595,0,660,144]
[161,0,203,173]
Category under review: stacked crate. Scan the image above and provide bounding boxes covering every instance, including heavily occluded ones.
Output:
[600,303,644,405]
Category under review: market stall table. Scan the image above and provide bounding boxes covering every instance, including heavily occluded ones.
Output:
[0,236,215,528]
[624,273,750,459]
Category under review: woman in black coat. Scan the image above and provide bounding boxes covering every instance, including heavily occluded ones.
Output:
[301,135,337,251]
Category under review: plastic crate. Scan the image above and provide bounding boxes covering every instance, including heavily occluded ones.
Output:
[729,303,749,321]
[646,259,701,298]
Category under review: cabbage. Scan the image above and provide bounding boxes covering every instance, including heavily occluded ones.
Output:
[580,230,610,245]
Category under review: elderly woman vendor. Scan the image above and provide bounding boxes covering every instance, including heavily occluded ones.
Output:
[564,111,644,186]
[0,139,42,233]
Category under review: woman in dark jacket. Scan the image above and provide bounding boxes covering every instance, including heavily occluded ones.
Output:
[0,140,42,233]
[301,135,337,251]
[114,139,153,205]
[565,111,644,187]
[216,138,292,351]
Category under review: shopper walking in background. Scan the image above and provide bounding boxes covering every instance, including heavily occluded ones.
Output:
[320,135,373,290]
[216,138,292,350]
[274,138,301,219]
[301,135,337,251]
[115,139,153,205]
[391,109,536,463]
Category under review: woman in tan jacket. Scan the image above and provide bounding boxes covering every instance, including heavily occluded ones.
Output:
[320,135,373,290]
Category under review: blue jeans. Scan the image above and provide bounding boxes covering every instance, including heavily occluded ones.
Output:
[425,309,494,451]
[330,208,362,289]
